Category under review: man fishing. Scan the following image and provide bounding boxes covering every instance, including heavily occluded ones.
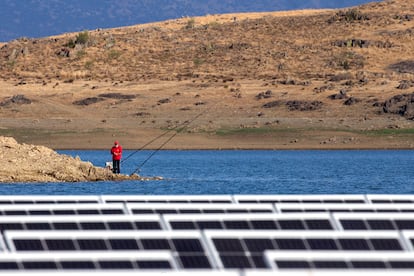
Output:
[110,141,122,174]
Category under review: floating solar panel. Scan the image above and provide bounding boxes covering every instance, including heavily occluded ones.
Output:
[0,251,177,271]
[0,204,126,217]
[203,230,410,269]
[0,196,101,205]
[266,252,414,270]
[126,203,275,215]
[101,195,234,204]
[233,195,367,204]
[4,231,215,269]
[0,194,412,274]
[334,213,414,231]
[164,213,336,231]
[0,215,163,233]
[367,195,414,204]
[276,203,414,213]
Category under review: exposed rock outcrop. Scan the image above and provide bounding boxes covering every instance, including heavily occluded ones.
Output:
[383,93,414,120]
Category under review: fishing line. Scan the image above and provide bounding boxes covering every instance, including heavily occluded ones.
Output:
[126,102,215,174]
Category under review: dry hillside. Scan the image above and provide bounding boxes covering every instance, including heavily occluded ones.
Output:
[1,0,414,149]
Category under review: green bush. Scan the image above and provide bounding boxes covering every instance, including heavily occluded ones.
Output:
[65,39,76,48]
[75,31,89,45]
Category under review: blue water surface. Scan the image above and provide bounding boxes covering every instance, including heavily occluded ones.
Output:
[0,150,413,195]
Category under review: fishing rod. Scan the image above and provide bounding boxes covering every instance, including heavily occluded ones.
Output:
[130,127,182,175]
[126,103,213,174]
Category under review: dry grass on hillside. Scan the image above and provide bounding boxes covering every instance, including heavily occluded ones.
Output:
[1,0,414,149]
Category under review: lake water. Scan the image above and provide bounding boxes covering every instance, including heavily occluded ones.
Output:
[0,150,413,195]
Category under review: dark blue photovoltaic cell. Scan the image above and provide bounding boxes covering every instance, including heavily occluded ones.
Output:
[132,209,153,214]
[0,223,24,231]
[197,221,223,229]
[60,261,95,269]
[98,260,133,269]
[340,220,367,230]
[203,210,225,214]
[170,221,197,230]
[250,220,278,230]
[0,262,19,270]
[179,209,202,214]
[351,261,386,268]
[173,239,204,252]
[275,239,306,250]
[276,260,310,269]
[107,222,134,230]
[25,222,52,230]
[367,220,395,230]
[370,239,402,251]
[338,239,370,250]
[134,221,161,230]
[313,261,348,268]
[77,239,108,250]
[77,210,99,215]
[22,261,57,270]
[140,239,171,250]
[45,239,76,251]
[80,222,106,230]
[307,239,338,250]
[223,220,250,229]
[251,255,267,268]
[389,261,414,268]
[179,255,211,269]
[101,209,123,214]
[305,220,333,230]
[213,239,244,252]
[278,220,305,230]
[109,239,139,250]
[28,210,51,215]
[395,220,414,230]
[4,210,26,216]
[13,239,44,251]
[136,260,172,269]
[243,238,275,252]
[53,210,76,215]
[155,209,178,214]
[220,255,252,269]
[53,222,79,230]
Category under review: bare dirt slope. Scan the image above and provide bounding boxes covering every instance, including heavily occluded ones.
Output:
[1,0,414,150]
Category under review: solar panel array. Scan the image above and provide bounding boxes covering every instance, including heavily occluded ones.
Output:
[0,194,413,275]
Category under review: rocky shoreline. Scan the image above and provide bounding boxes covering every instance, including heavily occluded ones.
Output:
[0,136,162,183]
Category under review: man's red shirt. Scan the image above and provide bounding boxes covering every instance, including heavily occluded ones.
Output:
[111,145,122,161]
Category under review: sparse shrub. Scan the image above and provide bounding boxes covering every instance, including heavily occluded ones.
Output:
[64,31,90,49]
[343,9,364,21]
[75,31,90,45]
[107,50,122,60]
[328,9,370,23]
[329,72,354,82]
[330,51,364,70]
[193,58,204,66]
[84,60,94,70]
[76,49,86,59]
[65,39,76,48]
[185,18,196,29]
[207,21,221,29]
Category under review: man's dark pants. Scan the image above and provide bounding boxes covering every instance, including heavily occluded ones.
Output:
[113,160,120,174]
